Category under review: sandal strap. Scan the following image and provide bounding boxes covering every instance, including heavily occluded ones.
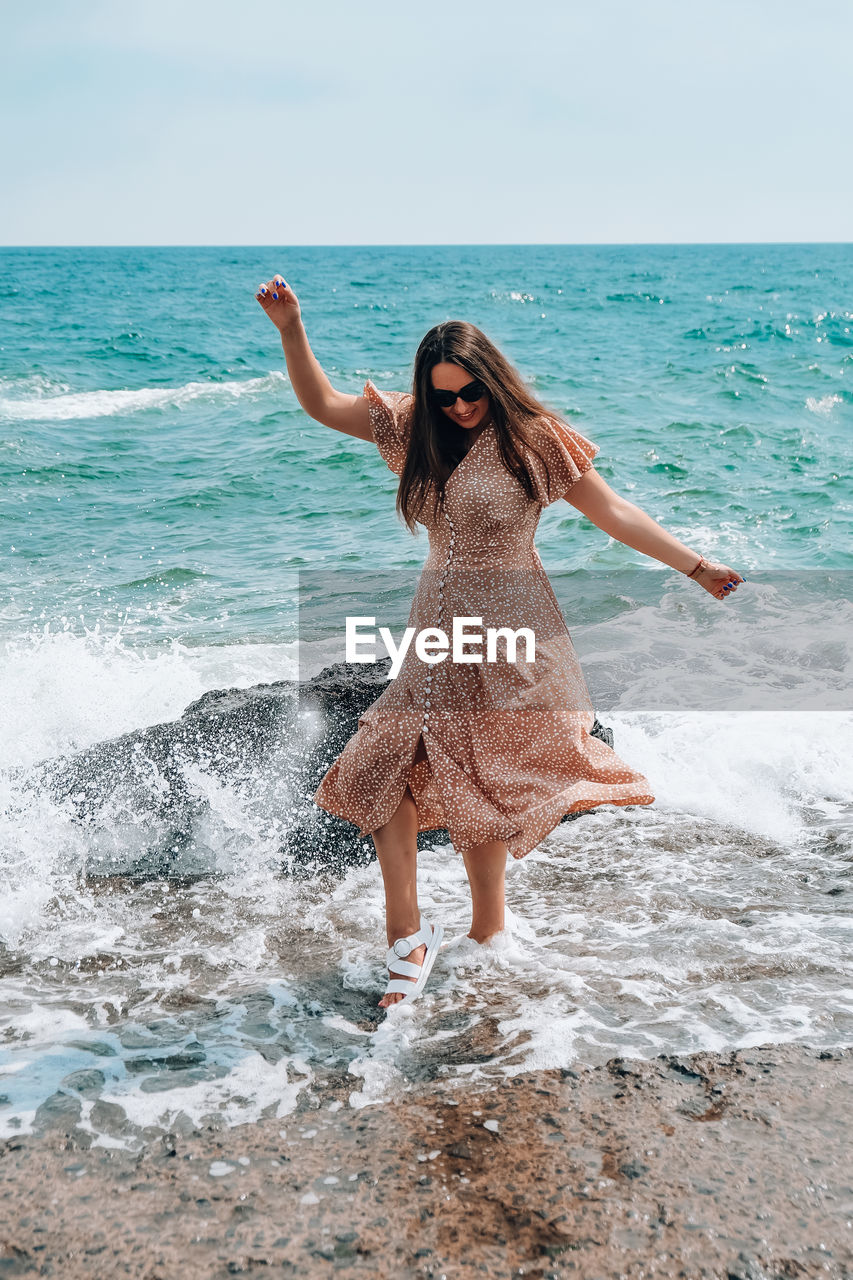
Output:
[387,956,424,980]
[385,919,431,963]
[384,978,422,997]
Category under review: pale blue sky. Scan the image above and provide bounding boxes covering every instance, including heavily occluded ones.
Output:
[2,0,851,244]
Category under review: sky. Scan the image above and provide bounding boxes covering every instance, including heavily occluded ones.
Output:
[1,0,851,245]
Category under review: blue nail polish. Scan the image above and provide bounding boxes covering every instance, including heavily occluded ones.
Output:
[272,291,279,299]
[260,287,267,294]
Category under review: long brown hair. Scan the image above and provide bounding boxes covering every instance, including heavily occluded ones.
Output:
[397,320,561,532]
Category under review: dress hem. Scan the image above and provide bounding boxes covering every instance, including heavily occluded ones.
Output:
[313,785,656,860]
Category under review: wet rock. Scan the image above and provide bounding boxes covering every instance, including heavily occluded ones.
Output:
[34,1091,83,1129]
[59,1069,106,1097]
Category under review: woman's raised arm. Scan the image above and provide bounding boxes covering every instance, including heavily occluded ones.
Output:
[255,273,372,441]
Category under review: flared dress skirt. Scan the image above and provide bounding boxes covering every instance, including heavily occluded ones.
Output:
[313,380,655,860]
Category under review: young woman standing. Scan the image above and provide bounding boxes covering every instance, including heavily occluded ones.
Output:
[256,273,744,1011]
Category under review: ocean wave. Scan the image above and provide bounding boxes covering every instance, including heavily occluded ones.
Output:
[0,372,288,422]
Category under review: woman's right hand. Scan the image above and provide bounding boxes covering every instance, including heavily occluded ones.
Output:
[688,556,745,601]
[255,273,301,334]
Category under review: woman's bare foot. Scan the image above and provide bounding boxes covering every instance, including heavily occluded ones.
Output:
[378,942,427,1009]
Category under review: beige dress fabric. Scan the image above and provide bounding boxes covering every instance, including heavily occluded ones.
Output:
[314,380,655,860]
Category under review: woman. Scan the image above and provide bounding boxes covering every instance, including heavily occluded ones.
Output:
[256,273,744,1011]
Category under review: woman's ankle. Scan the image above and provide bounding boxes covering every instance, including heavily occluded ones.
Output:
[467,925,504,944]
[386,916,422,946]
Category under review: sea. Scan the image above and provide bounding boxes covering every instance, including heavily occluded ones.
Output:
[1,243,851,1150]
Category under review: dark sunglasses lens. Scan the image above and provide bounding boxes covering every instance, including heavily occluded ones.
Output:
[433,380,486,407]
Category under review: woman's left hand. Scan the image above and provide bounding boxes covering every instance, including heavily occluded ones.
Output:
[689,558,746,601]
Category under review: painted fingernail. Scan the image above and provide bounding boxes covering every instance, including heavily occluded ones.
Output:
[259,286,267,294]
[272,291,279,299]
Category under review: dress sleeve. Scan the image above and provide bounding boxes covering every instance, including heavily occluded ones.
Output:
[363,379,414,476]
[527,414,600,506]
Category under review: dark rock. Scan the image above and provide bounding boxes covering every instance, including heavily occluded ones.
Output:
[607,1059,642,1079]
[59,1069,106,1097]
[35,1091,83,1129]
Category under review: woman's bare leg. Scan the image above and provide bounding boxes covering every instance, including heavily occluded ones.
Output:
[371,736,508,1005]
[371,783,427,1009]
[460,840,508,942]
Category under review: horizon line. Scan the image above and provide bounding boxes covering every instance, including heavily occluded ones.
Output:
[0,240,850,250]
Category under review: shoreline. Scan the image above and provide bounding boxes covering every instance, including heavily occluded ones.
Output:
[2,1040,851,1278]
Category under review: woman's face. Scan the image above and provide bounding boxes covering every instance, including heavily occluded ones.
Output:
[429,362,491,432]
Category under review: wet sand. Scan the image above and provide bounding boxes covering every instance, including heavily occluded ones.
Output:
[1,1041,851,1278]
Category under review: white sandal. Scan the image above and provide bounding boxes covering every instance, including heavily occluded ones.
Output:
[382,918,444,1005]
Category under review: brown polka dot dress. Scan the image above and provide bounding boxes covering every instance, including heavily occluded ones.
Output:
[314,380,655,860]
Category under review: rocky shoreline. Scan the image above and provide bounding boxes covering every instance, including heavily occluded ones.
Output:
[2,1040,852,1278]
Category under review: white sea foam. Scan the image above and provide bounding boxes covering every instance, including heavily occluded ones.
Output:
[0,371,288,422]
[0,624,299,770]
[806,393,843,415]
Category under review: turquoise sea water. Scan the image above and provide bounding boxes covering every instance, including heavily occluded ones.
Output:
[2,244,851,646]
[1,244,852,1146]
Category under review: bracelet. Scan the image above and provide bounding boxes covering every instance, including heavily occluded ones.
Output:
[686,554,710,579]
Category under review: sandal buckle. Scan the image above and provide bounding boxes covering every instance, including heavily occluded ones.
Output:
[393,937,414,958]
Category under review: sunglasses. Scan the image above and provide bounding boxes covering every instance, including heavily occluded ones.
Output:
[431,378,488,408]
